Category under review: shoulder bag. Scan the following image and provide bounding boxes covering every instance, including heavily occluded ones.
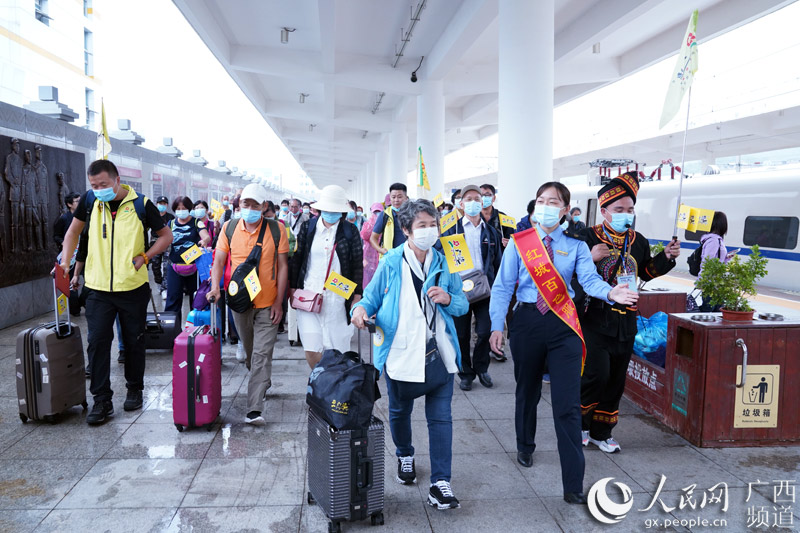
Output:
[290,243,337,313]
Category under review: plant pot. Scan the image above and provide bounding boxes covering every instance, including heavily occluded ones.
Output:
[720,308,755,322]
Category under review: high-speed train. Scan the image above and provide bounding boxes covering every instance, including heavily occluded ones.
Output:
[567,167,800,292]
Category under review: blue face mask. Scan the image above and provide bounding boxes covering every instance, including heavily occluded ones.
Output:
[175,209,190,220]
[321,211,342,224]
[157,204,167,214]
[533,204,562,227]
[482,196,493,208]
[573,214,580,223]
[239,208,262,224]
[222,200,229,207]
[281,206,289,213]
[232,211,242,220]
[391,206,399,213]
[561,220,569,231]
[441,209,450,216]
[94,186,117,202]
[610,212,635,233]
[346,210,356,221]
[463,200,482,217]
[193,208,207,219]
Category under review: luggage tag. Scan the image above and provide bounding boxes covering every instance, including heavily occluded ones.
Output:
[617,273,637,293]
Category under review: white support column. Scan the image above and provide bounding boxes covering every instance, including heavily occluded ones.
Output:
[499,0,553,217]
[416,80,445,200]
[377,138,390,201]
[389,123,410,193]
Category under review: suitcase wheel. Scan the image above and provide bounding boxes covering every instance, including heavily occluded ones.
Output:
[289,340,295,346]
[306,491,315,505]
[19,414,27,424]
[328,522,341,533]
[81,402,88,410]
[370,513,384,526]
[175,424,185,432]
[43,415,56,425]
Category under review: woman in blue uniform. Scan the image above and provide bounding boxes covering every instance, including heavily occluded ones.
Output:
[489,182,638,504]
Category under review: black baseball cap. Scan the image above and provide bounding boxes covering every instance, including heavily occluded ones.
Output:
[156,196,169,204]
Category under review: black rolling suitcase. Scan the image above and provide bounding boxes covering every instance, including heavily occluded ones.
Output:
[306,323,385,532]
[16,278,87,423]
[145,293,181,350]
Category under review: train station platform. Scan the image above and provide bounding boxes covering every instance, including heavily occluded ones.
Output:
[0,292,798,533]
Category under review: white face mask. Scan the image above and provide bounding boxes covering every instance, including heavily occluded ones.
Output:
[411,226,439,251]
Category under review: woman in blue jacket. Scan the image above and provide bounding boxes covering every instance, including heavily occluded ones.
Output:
[352,199,468,511]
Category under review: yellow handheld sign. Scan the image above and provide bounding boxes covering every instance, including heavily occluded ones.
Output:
[324,271,357,299]
[439,210,458,233]
[180,244,203,264]
[432,193,444,208]
[499,213,517,229]
[57,293,68,316]
[439,234,474,273]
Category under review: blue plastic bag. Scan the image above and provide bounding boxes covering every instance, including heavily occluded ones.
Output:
[634,312,669,367]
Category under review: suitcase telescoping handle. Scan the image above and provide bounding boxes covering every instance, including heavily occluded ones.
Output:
[149,291,164,330]
[356,453,374,491]
[359,320,377,364]
[51,268,72,337]
[208,296,217,339]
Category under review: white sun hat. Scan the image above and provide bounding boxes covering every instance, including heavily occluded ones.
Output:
[310,184,351,213]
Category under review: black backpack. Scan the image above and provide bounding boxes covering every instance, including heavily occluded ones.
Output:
[226,218,282,313]
[688,238,722,276]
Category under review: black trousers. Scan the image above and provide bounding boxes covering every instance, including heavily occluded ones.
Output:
[453,298,491,379]
[580,329,634,440]
[510,304,584,494]
[85,283,150,403]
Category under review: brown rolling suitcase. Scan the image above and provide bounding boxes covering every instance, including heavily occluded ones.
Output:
[15,278,87,423]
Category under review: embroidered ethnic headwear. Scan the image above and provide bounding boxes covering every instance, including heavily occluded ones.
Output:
[598,171,640,208]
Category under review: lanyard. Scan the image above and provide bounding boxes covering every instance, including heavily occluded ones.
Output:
[602,226,631,275]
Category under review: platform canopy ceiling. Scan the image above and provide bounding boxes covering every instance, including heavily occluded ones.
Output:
[173,0,793,187]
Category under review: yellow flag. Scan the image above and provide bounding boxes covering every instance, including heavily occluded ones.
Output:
[439,210,458,233]
[57,293,68,316]
[243,268,262,299]
[432,193,443,208]
[419,147,431,191]
[180,244,203,264]
[499,213,517,229]
[324,271,357,299]
[439,234,474,273]
[694,208,714,232]
[96,100,112,159]
[687,208,699,232]
[676,204,692,230]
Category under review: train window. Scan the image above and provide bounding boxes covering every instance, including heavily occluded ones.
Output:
[743,216,799,250]
[684,229,708,242]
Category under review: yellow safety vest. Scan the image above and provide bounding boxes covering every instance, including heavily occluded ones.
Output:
[84,184,150,292]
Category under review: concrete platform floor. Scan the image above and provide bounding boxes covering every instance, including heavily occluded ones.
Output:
[1,299,797,532]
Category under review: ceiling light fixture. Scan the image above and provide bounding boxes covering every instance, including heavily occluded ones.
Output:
[410,56,424,83]
[299,93,309,103]
[592,42,600,54]
[281,27,295,44]
[309,123,316,132]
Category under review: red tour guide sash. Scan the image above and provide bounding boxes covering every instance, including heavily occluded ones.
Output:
[513,228,587,374]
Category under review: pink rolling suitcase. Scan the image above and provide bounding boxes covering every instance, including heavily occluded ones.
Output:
[172,300,221,432]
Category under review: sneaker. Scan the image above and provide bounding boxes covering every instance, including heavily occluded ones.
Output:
[588,436,621,453]
[123,389,143,411]
[396,456,416,485]
[581,430,589,447]
[428,480,460,510]
[87,400,114,425]
[117,350,126,364]
[245,411,265,426]
[542,373,551,384]
[236,344,246,363]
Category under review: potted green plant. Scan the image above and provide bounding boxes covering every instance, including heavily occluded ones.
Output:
[695,245,768,321]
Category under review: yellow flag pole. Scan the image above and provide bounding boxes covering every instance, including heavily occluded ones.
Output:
[672,86,692,241]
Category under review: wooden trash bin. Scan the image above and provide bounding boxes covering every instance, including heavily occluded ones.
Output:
[623,290,686,420]
[662,313,800,447]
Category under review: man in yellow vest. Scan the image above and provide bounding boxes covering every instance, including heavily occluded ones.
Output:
[59,160,173,425]
[368,182,408,256]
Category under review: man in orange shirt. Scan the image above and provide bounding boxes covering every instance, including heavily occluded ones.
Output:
[208,183,289,425]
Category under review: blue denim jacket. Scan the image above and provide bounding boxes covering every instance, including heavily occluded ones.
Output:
[352,245,469,375]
